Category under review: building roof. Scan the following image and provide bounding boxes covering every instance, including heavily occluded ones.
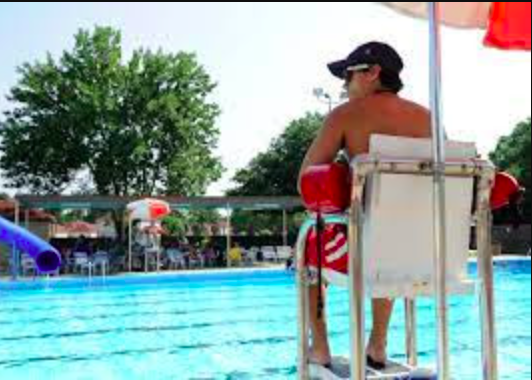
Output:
[16,195,303,212]
[0,200,56,222]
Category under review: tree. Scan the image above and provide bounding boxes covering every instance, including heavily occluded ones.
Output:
[228,112,324,197]
[490,118,531,223]
[162,210,222,238]
[228,112,324,240]
[0,26,223,197]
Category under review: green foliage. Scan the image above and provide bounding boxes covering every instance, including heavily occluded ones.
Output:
[231,210,305,237]
[0,26,223,197]
[228,112,324,196]
[490,118,531,222]
[162,210,222,238]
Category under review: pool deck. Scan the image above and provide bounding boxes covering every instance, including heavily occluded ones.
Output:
[0,256,529,288]
[0,263,289,288]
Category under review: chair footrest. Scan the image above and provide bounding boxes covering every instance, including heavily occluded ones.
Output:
[309,356,437,380]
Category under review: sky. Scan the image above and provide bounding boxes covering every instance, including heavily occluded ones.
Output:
[0,2,531,196]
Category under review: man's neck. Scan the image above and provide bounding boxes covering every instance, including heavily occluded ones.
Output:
[349,90,396,102]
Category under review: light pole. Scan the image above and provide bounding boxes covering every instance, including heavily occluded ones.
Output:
[313,88,345,113]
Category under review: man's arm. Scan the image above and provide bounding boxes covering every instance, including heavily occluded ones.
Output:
[298,108,346,193]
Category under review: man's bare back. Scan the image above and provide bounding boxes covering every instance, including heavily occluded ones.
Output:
[300,93,431,178]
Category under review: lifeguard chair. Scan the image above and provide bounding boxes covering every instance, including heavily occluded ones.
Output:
[296,135,498,380]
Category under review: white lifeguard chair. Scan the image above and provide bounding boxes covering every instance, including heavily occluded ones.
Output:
[296,135,498,380]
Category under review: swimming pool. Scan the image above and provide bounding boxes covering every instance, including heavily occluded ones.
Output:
[0,259,530,380]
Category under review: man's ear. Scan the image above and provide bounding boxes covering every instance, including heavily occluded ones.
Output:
[369,65,382,82]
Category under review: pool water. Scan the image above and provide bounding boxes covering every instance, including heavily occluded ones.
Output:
[0,260,530,380]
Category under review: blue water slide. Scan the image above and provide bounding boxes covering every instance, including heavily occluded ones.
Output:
[0,216,61,274]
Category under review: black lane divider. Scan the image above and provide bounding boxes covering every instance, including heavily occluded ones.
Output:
[0,313,301,343]
[0,289,299,315]
[0,297,349,329]
[0,282,295,306]
[0,334,299,369]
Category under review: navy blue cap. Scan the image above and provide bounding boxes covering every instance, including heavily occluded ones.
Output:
[328,42,404,80]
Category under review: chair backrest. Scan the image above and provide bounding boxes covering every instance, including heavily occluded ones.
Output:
[276,246,293,260]
[93,251,109,264]
[245,249,257,261]
[363,135,478,297]
[262,247,277,260]
[166,249,180,261]
[21,254,35,268]
[73,252,89,264]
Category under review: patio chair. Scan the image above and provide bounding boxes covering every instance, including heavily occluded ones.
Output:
[276,246,293,262]
[262,246,278,262]
[93,251,109,278]
[243,249,257,266]
[72,252,93,276]
[20,253,37,278]
[167,249,187,270]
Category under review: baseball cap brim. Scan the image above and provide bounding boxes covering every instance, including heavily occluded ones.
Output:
[327,60,349,80]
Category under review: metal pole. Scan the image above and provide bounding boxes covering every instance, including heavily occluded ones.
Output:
[144,249,148,274]
[283,210,288,247]
[429,3,451,379]
[156,232,161,274]
[128,217,133,272]
[477,172,499,380]
[12,199,21,281]
[24,209,30,229]
[349,174,367,380]
[405,298,419,368]
[14,199,20,226]
[122,210,127,245]
[226,205,232,268]
[297,220,313,380]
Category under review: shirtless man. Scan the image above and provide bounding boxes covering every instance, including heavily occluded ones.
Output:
[299,42,432,369]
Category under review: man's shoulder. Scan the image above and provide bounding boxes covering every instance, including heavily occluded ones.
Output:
[381,95,430,114]
[328,101,365,124]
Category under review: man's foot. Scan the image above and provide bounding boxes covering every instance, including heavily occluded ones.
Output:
[366,340,387,369]
[366,355,387,370]
[309,348,332,368]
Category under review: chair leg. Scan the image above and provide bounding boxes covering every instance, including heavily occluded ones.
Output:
[405,298,418,367]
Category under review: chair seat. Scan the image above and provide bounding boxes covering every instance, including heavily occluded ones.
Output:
[323,268,476,297]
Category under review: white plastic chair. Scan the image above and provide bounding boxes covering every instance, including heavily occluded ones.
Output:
[167,249,187,270]
[262,246,278,262]
[93,251,109,278]
[243,249,257,266]
[72,252,93,276]
[276,246,294,262]
[20,253,37,277]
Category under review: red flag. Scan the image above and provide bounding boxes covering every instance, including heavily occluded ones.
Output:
[485,2,532,50]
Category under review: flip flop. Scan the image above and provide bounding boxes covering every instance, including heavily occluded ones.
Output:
[309,358,333,370]
[367,355,387,371]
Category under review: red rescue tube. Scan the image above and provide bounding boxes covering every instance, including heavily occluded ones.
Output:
[491,172,523,211]
[300,163,351,214]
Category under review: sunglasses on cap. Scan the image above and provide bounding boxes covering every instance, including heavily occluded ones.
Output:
[343,64,373,81]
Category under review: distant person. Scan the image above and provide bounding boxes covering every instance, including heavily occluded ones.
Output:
[285,253,295,272]
[202,244,217,268]
[228,242,243,267]
[256,248,264,263]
